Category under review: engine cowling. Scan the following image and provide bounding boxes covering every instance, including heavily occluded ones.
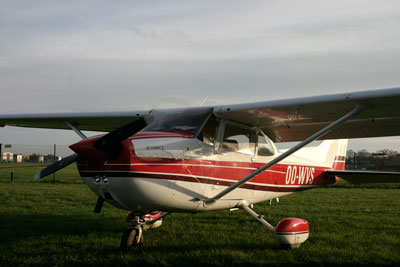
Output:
[275,217,309,248]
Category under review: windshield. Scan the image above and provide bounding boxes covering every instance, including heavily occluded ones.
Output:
[142,107,213,137]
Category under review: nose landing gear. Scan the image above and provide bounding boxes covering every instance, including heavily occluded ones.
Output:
[121,226,143,252]
[120,211,170,253]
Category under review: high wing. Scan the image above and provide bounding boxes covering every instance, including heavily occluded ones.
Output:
[214,87,400,142]
[1,87,400,142]
[0,110,151,132]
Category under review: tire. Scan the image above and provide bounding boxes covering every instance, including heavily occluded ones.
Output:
[120,227,143,253]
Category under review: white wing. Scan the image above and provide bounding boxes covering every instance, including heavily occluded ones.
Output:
[0,110,150,132]
[214,87,400,142]
[1,87,400,141]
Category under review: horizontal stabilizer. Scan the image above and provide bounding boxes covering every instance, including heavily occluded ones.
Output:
[325,170,400,184]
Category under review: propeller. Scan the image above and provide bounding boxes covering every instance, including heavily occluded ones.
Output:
[34,117,147,180]
[34,153,80,180]
[93,118,146,155]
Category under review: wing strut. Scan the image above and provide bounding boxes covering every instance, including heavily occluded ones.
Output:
[66,122,87,139]
[205,104,366,203]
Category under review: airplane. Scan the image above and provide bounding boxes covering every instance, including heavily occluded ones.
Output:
[1,87,400,252]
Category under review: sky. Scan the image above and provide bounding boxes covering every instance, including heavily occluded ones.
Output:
[1,0,400,156]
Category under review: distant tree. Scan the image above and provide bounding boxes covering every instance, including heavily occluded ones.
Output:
[45,154,56,163]
[346,150,356,170]
[30,153,39,162]
[346,149,400,171]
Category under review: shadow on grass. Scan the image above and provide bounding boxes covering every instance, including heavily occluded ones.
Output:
[324,183,400,189]
[0,212,277,253]
[0,180,84,184]
[0,213,120,244]
[141,241,278,254]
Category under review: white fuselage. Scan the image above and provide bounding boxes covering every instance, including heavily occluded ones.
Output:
[77,131,347,213]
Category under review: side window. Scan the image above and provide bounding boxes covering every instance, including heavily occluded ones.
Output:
[199,115,218,146]
[257,131,275,156]
[221,123,255,155]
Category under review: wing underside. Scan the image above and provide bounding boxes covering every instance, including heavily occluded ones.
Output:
[0,111,150,132]
[1,87,400,141]
[214,87,400,142]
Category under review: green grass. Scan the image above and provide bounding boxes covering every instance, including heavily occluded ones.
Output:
[0,165,399,266]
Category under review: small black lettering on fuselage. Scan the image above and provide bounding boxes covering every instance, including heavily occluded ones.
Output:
[146,146,164,150]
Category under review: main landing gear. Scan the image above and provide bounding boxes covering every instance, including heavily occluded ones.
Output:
[120,203,309,251]
[120,211,170,253]
[238,201,309,249]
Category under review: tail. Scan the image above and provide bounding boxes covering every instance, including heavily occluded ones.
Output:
[317,139,348,170]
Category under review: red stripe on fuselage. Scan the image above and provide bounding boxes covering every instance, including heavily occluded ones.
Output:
[78,158,334,188]
[75,132,340,190]
[79,170,317,192]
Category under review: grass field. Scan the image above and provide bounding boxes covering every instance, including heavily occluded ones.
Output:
[1,164,399,266]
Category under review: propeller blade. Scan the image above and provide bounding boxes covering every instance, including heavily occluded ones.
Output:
[93,118,146,159]
[34,153,80,180]
[35,118,146,179]
[93,118,146,151]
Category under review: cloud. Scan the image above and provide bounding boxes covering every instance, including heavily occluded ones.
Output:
[1,0,400,150]
[3,0,400,64]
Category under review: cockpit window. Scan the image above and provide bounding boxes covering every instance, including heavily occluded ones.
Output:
[221,123,256,155]
[198,115,218,146]
[257,130,275,156]
[143,107,213,137]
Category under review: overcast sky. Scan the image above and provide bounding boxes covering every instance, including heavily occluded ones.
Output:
[1,0,400,154]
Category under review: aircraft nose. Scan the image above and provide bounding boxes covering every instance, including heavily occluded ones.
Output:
[69,135,105,160]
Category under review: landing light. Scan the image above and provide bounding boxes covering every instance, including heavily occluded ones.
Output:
[94,175,102,183]
[94,175,108,183]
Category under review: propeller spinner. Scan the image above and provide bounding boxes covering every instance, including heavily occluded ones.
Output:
[34,118,146,180]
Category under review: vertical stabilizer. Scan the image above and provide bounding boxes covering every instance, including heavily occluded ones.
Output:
[319,139,347,170]
[288,139,348,169]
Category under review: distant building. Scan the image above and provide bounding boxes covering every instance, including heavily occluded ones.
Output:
[29,154,43,163]
[1,152,61,163]
[14,154,23,163]
[44,155,62,162]
[1,152,13,162]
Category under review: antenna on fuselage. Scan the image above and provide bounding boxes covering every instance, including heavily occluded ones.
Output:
[199,96,208,106]
[253,90,262,102]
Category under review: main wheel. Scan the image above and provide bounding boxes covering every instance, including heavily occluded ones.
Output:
[120,227,143,253]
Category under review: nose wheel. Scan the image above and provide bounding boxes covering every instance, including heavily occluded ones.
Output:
[120,211,170,253]
[120,226,143,252]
